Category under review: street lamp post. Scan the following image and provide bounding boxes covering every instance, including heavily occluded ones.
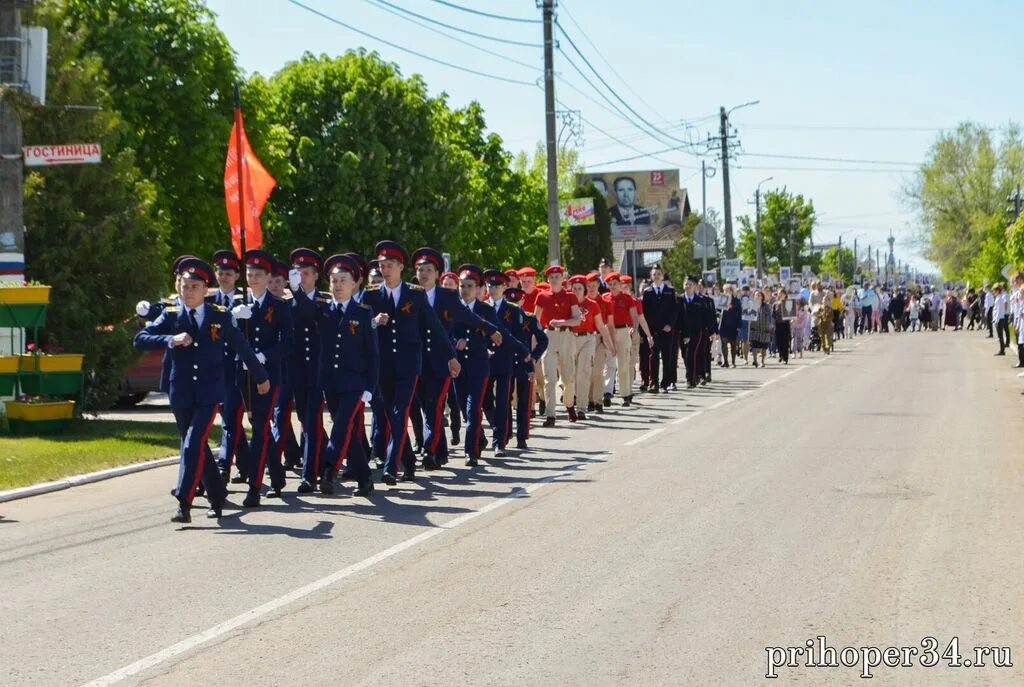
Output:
[754,176,773,278]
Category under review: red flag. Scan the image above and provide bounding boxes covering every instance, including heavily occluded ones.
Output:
[224,114,276,258]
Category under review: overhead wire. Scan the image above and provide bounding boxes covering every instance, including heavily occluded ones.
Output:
[369,0,542,47]
[285,0,536,86]
[741,152,920,166]
[427,0,541,23]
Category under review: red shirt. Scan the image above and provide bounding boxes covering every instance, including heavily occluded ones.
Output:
[522,288,540,315]
[573,296,602,334]
[633,296,644,315]
[603,292,635,328]
[535,289,577,328]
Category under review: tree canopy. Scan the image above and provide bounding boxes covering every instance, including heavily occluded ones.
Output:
[736,188,817,271]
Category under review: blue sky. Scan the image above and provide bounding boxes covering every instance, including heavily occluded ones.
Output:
[204,0,1024,272]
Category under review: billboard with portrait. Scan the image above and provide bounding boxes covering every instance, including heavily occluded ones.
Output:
[577,169,682,240]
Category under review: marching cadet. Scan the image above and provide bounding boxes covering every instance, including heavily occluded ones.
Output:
[621,276,653,392]
[285,248,330,493]
[534,265,582,425]
[209,250,252,484]
[697,279,719,384]
[316,254,378,497]
[342,252,373,476]
[410,248,501,470]
[641,263,677,393]
[568,275,614,420]
[228,249,294,506]
[268,260,300,472]
[602,272,644,406]
[134,257,270,524]
[451,264,500,466]
[363,240,459,485]
[503,288,547,450]
[677,275,711,388]
[481,269,529,456]
[585,272,614,413]
[439,271,463,448]
[517,267,545,415]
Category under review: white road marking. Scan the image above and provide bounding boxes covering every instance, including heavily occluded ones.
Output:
[80,467,582,687]
[623,427,665,446]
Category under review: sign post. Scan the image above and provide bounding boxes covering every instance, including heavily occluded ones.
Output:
[23,143,102,167]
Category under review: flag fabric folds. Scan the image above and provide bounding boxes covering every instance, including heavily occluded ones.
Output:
[224,115,276,258]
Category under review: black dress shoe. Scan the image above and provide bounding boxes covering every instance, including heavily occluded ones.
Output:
[516,440,528,450]
[353,481,374,497]
[171,504,191,524]
[219,469,230,485]
[451,429,461,446]
[422,455,438,470]
[230,473,247,484]
[265,486,283,499]
[242,491,261,508]
[465,456,479,467]
[399,472,416,482]
[538,401,546,416]
[297,479,315,494]
[493,446,507,457]
[339,470,354,482]
[320,468,337,495]
[576,411,587,421]
[195,483,206,498]
[439,455,449,466]
[622,396,632,407]
[603,393,612,408]
[381,473,397,486]
[206,500,224,518]
[542,416,556,428]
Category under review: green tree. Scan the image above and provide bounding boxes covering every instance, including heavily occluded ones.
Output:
[737,188,817,271]
[62,0,239,259]
[661,211,706,285]
[22,0,169,411]
[818,246,855,283]
[562,183,612,275]
[905,122,1024,278]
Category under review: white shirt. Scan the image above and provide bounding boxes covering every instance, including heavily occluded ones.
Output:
[331,297,351,315]
[492,297,504,312]
[993,293,1008,320]
[384,283,402,308]
[425,285,437,308]
[251,291,269,310]
[984,292,995,309]
[188,304,205,329]
[214,289,234,307]
[303,287,317,302]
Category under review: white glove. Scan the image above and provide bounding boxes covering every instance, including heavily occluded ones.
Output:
[361,390,373,404]
[256,352,267,365]
[289,268,302,291]
[136,300,150,317]
[232,304,252,320]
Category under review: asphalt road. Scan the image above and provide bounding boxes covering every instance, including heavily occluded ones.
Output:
[2,330,1022,686]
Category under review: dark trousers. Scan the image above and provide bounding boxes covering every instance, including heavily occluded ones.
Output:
[419,368,452,461]
[276,387,301,464]
[722,336,738,365]
[649,330,673,389]
[172,404,226,507]
[456,373,489,459]
[373,373,419,477]
[996,316,1010,352]
[638,337,651,386]
[860,306,872,334]
[408,393,425,450]
[512,370,533,443]
[324,391,370,483]
[293,387,325,483]
[775,321,791,363]
[986,307,994,336]
[218,381,249,474]
[446,377,461,435]
[236,381,282,491]
[485,372,513,449]
[683,333,706,386]
[667,331,680,385]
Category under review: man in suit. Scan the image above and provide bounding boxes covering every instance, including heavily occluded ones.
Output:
[503,288,547,450]
[316,254,378,497]
[452,265,500,466]
[481,269,529,456]
[228,250,294,506]
[363,241,460,484]
[641,263,677,393]
[134,257,269,523]
[410,247,501,470]
[677,275,711,388]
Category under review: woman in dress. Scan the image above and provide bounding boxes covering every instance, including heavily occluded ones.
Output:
[943,291,959,330]
[748,289,773,368]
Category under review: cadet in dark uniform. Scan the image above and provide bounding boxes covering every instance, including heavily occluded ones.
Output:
[641,263,677,392]
[134,257,269,523]
[503,288,547,450]
[363,241,459,485]
[677,275,712,388]
[316,254,379,497]
[481,269,529,457]
[228,249,294,506]
[697,280,719,384]
[410,248,500,470]
[284,248,330,493]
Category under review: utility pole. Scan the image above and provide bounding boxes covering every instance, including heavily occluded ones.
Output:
[837,235,843,277]
[854,238,858,273]
[701,159,707,217]
[541,0,560,266]
[755,187,763,277]
[718,106,734,258]
[788,212,796,272]
[0,0,23,265]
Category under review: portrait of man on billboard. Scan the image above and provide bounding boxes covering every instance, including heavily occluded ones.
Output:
[609,176,651,227]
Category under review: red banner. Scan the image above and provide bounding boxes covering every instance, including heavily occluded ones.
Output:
[224,115,275,258]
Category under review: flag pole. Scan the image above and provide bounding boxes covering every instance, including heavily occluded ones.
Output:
[233,82,253,420]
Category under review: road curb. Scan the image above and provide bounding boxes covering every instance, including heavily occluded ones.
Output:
[0,456,178,504]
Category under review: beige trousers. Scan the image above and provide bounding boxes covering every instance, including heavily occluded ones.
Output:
[613,327,633,397]
[591,339,608,404]
[542,330,575,417]
[572,333,597,407]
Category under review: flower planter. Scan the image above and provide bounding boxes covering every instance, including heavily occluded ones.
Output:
[18,353,84,372]
[0,303,47,328]
[0,355,17,374]
[0,356,17,395]
[4,400,75,434]
[0,285,51,304]
[18,372,82,396]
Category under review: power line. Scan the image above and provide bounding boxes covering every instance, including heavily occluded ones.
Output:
[427,0,540,23]
[555,21,690,148]
[558,0,669,122]
[588,142,703,167]
[742,152,920,166]
[369,0,542,47]
[285,0,536,86]
[734,164,918,173]
[360,0,540,71]
[744,124,943,132]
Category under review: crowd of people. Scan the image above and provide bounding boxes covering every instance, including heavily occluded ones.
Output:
[135,243,869,524]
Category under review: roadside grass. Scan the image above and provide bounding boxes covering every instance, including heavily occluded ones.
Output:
[0,420,220,490]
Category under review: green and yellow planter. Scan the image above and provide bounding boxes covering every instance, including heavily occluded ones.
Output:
[4,399,75,434]
[0,355,17,395]
[0,285,51,328]
[17,354,85,395]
